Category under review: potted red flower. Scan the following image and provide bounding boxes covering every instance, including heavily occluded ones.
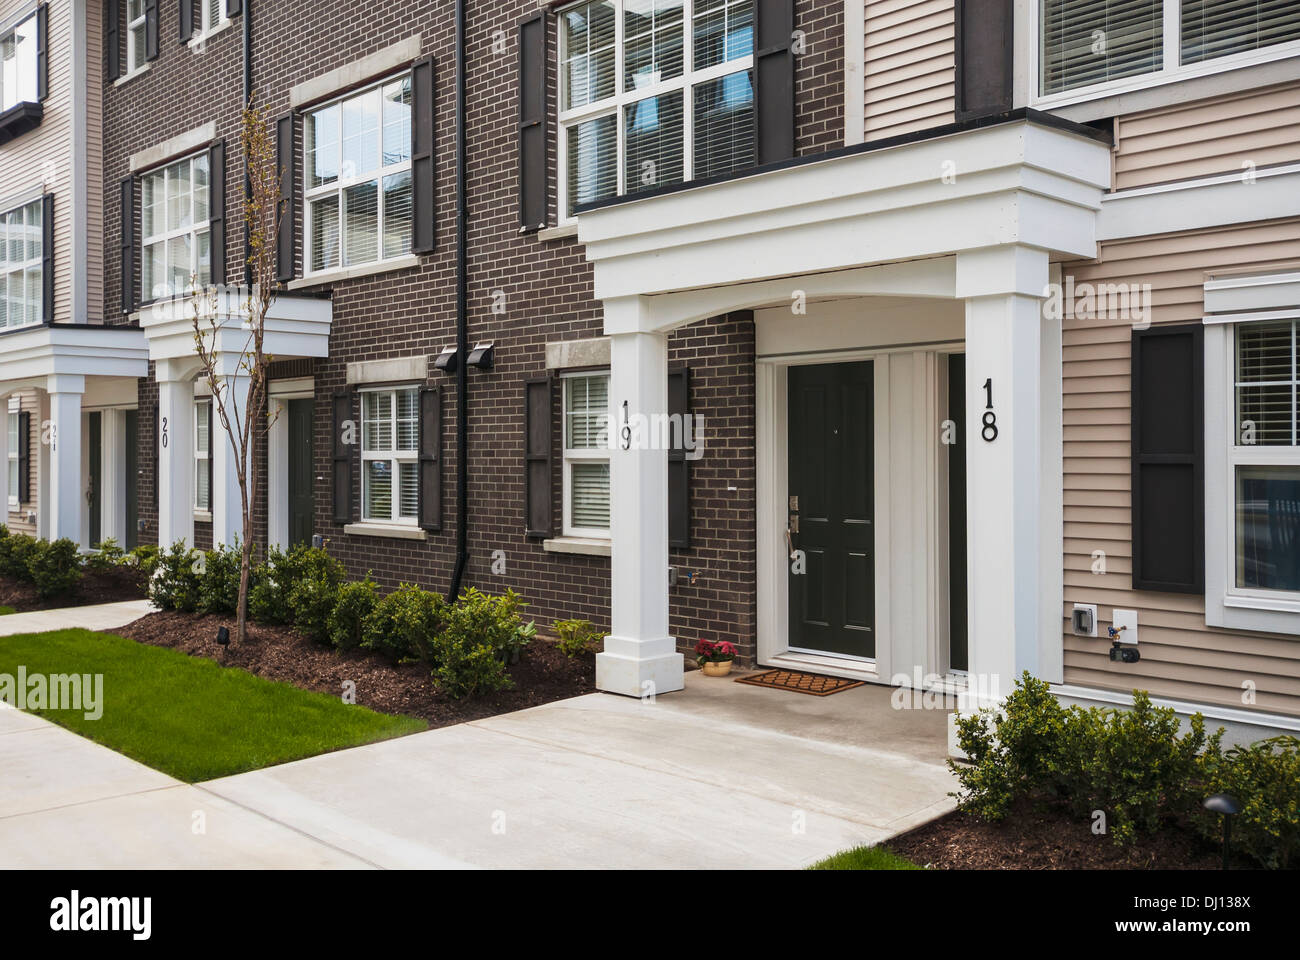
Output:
[695,639,737,677]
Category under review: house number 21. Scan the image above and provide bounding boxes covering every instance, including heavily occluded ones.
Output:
[981,379,999,443]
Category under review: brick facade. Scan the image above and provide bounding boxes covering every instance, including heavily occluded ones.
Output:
[102,0,846,664]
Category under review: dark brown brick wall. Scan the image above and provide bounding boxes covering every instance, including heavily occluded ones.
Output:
[103,0,844,664]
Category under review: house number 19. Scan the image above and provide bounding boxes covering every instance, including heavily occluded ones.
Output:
[981,379,999,443]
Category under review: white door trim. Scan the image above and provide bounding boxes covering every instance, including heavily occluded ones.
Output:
[267,385,315,551]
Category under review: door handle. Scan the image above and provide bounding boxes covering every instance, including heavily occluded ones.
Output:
[786,525,796,559]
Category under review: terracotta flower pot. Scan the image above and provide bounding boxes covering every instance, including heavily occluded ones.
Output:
[700,660,733,677]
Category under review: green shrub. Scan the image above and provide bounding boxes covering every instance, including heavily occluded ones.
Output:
[329,577,380,651]
[433,634,513,699]
[196,542,245,616]
[27,538,83,599]
[949,673,1070,821]
[1195,736,1300,869]
[149,541,202,612]
[444,588,534,664]
[361,584,445,663]
[286,548,345,643]
[0,532,41,582]
[1051,691,1216,845]
[85,538,127,572]
[248,545,307,625]
[554,618,602,658]
[126,544,161,580]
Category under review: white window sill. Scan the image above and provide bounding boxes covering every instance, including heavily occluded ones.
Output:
[543,536,610,557]
[190,20,235,50]
[194,510,213,523]
[531,223,578,243]
[115,64,150,87]
[288,254,420,290]
[344,521,427,541]
[1208,594,1300,636]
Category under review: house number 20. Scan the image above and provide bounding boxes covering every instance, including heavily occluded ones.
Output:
[981,379,999,443]
[161,417,169,449]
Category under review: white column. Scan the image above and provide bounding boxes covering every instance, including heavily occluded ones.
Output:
[36,392,50,539]
[211,374,251,549]
[0,397,9,518]
[46,375,85,546]
[156,361,195,551]
[596,316,684,697]
[267,396,289,551]
[100,408,128,547]
[956,246,1057,707]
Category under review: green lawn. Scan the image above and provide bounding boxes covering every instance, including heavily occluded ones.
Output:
[0,628,425,781]
[808,845,922,870]
[0,605,15,615]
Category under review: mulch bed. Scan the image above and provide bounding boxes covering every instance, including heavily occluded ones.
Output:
[888,801,1227,870]
[109,610,597,727]
[0,568,147,612]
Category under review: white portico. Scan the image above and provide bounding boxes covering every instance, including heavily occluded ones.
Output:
[0,324,150,547]
[576,112,1112,701]
[138,288,332,551]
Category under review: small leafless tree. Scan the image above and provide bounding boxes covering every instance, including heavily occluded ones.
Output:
[191,94,282,646]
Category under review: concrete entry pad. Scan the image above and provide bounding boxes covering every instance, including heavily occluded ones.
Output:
[204,673,956,869]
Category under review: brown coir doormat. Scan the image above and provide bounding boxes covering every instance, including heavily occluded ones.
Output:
[734,669,865,696]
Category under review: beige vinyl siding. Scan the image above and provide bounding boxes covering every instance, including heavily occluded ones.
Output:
[863,0,955,142]
[1061,220,1300,717]
[0,0,81,324]
[1114,82,1300,191]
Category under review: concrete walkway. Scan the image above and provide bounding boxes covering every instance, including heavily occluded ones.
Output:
[0,663,956,869]
[0,599,154,637]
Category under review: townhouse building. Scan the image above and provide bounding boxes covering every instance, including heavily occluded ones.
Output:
[0,0,1296,745]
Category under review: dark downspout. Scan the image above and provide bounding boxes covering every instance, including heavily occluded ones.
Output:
[447,0,470,601]
[242,2,253,285]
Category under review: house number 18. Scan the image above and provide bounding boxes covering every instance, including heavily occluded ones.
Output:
[981,379,999,443]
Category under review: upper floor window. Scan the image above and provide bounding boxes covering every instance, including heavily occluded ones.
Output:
[557,0,755,218]
[201,0,231,35]
[0,10,39,110]
[127,0,148,73]
[304,75,413,276]
[0,199,42,330]
[141,153,211,302]
[1040,0,1300,99]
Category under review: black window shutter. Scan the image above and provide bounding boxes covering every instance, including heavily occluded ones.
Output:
[517,11,548,231]
[955,0,1013,121]
[17,412,31,503]
[105,0,120,82]
[411,56,436,254]
[331,390,353,524]
[120,177,135,313]
[418,386,442,531]
[226,0,241,15]
[754,0,794,164]
[179,0,193,44]
[524,376,553,538]
[145,0,159,61]
[208,141,225,285]
[1131,324,1204,594]
[275,113,296,282]
[36,4,49,100]
[668,366,691,549]
[41,194,54,323]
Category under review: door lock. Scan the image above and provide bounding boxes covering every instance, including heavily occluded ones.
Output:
[788,514,799,534]
[788,495,799,511]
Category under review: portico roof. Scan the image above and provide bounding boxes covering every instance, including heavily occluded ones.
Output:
[0,323,149,386]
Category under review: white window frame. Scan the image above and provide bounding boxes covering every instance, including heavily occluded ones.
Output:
[556,0,756,224]
[561,370,611,539]
[126,0,148,74]
[7,408,19,508]
[0,198,43,331]
[140,152,211,303]
[194,398,211,514]
[1205,286,1300,635]
[302,72,414,278]
[1031,0,1300,109]
[359,385,419,526]
[200,0,230,37]
[0,9,40,111]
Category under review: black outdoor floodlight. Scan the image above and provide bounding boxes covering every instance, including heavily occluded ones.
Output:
[467,342,495,370]
[1203,792,1240,870]
[216,626,230,648]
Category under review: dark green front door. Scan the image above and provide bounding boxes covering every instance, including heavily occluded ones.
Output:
[87,412,102,547]
[124,410,139,549]
[787,361,875,658]
[288,398,315,547]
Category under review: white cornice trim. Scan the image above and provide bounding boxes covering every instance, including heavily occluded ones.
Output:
[1098,166,1300,241]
